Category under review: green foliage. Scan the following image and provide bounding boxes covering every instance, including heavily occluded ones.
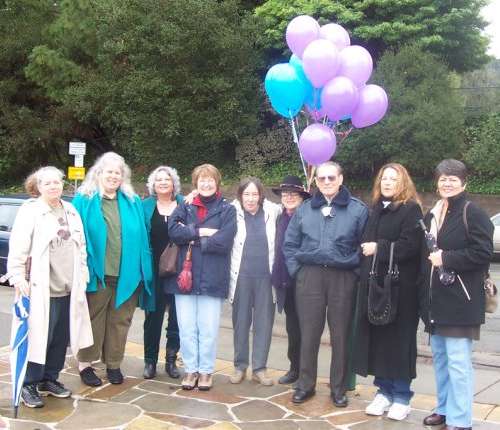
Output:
[255,0,490,72]
[22,0,264,174]
[465,113,500,178]
[336,45,465,178]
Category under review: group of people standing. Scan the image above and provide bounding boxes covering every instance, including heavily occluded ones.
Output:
[7,153,494,430]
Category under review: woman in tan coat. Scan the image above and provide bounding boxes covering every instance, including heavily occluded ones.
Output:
[7,166,93,409]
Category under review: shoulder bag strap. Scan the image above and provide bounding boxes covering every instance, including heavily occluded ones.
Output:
[387,242,395,274]
[370,246,378,276]
[462,201,471,240]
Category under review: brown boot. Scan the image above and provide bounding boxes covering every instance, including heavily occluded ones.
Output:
[181,372,198,390]
[198,373,213,391]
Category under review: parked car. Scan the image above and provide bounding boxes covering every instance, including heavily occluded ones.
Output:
[0,195,29,283]
[492,213,500,256]
[0,194,72,284]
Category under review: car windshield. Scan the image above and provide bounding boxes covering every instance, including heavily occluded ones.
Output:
[0,203,20,232]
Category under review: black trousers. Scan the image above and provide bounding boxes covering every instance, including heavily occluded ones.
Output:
[24,295,70,385]
[295,265,357,396]
[143,285,180,364]
[284,283,301,373]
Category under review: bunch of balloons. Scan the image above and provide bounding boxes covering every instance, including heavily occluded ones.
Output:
[264,15,389,166]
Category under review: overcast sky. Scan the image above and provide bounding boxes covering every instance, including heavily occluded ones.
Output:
[483,0,500,58]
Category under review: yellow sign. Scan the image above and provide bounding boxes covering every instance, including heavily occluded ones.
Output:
[68,166,86,180]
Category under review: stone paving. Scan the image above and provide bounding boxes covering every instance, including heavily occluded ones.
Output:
[0,343,499,430]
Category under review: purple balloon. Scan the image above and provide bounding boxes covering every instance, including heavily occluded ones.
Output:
[351,85,389,128]
[319,23,350,51]
[337,45,373,87]
[286,15,320,59]
[321,76,359,121]
[302,39,339,88]
[298,123,337,165]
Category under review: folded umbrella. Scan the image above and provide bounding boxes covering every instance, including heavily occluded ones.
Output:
[177,242,193,293]
[10,294,30,419]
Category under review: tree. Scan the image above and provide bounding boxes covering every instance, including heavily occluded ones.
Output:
[255,0,490,73]
[24,0,265,173]
[465,113,500,178]
[335,45,465,179]
[0,0,72,183]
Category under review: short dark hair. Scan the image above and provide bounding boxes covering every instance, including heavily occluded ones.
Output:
[435,159,467,184]
[237,177,265,206]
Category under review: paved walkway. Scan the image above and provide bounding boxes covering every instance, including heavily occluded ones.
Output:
[0,341,499,430]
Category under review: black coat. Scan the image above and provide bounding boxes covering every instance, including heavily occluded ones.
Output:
[419,192,494,329]
[353,200,423,379]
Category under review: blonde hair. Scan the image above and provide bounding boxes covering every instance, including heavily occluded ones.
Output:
[371,163,421,207]
[146,166,181,197]
[78,152,135,199]
[191,164,221,189]
[25,167,65,197]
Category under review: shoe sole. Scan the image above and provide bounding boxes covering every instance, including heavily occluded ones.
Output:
[21,398,44,408]
[366,406,391,416]
[37,390,71,398]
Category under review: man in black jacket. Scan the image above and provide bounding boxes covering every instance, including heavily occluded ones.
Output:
[283,161,368,407]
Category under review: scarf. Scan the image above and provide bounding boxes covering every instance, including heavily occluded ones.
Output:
[429,199,448,239]
[192,191,221,222]
[271,211,293,290]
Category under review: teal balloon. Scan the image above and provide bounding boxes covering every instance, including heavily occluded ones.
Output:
[265,63,308,118]
[289,55,315,108]
[305,87,322,111]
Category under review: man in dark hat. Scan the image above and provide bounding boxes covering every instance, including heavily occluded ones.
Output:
[283,162,368,407]
[271,176,310,385]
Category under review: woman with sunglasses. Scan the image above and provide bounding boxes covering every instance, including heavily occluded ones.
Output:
[7,167,93,409]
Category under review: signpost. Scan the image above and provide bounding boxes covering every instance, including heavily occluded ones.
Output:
[68,141,86,191]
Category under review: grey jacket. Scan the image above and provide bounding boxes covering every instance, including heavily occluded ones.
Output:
[283,186,368,277]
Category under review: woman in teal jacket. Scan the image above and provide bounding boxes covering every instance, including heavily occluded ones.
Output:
[72,152,153,387]
[142,165,185,380]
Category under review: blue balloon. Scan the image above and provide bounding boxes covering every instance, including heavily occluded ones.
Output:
[265,63,308,118]
[305,87,322,111]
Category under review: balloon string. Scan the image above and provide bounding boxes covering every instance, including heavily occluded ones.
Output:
[289,111,308,182]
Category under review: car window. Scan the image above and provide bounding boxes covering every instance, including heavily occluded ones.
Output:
[492,215,500,227]
[0,203,20,232]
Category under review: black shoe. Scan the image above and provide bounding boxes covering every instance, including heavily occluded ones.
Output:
[37,380,71,398]
[332,393,348,408]
[21,384,44,408]
[292,388,316,404]
[165,350,180,379]
[79,367,103,387]
[143,363,156,379]
[106,368,124,384]
[278,370,299,385]
[423,413,446,426]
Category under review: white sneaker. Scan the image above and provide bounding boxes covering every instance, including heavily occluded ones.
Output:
[387,402,411,420]
[365,394,392,416]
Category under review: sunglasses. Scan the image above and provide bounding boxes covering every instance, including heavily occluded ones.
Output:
[316,175,337,183]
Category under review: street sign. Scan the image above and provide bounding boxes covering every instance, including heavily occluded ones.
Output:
[68,166,86,180]
[69,141,86,155]
[74,154,84,167]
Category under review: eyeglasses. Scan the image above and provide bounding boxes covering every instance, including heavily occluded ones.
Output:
[316,175,337,183]
[281,191,300,198]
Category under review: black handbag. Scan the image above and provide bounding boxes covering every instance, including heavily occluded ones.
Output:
[368,242,400,325]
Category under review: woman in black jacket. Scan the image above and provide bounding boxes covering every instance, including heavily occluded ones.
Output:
[353,163,423,421]
[420,159,493,430]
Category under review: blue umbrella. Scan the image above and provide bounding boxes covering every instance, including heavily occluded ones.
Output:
[10,294,30,419]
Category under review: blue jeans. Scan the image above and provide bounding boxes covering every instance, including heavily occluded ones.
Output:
[175,294,223,374]
[430,334,473,428]
[374,377,413,405]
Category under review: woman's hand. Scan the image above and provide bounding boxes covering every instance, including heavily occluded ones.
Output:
[14,280,30,297]
[428,250,443,267]
[361,242,377,256]
[199,228,218,237]
[184,190,198,205]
